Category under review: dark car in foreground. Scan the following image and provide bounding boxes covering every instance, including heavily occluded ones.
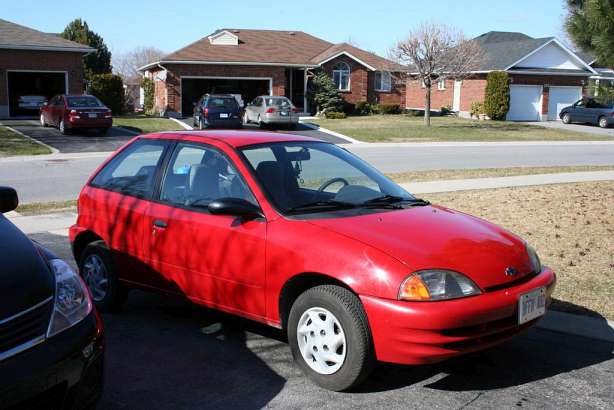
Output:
[560,97,614,128]
[193,94,242,129]
[40,94,113,135]
[0,187,104,409]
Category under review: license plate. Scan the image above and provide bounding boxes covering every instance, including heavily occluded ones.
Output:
[518,287,546,324]
[219,113,229,118]
[88,113,97,118]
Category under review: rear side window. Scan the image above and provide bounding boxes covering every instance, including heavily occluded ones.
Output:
[91,139,168,198]
[206,97,238,110]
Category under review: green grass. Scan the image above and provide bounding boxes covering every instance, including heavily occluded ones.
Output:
[0,125,51,156]
[113,115,184,134]
[16,200,77,216]
[386,165,614,183]
[311,115,609,142]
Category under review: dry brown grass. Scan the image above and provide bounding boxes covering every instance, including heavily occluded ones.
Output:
[424,181,614,320]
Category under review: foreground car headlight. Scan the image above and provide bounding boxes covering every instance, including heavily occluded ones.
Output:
[47,259,93,338]
[399,270,482,301]
[526,244,542,274]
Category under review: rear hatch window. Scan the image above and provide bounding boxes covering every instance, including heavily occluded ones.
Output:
[207,97,238,110]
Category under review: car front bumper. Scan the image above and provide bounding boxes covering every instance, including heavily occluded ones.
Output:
[361,267,556,365]
[0,310,104,410]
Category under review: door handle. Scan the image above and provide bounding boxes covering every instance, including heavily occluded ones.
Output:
[153,219,167,228]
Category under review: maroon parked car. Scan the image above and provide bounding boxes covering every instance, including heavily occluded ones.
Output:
[40,94,113,135]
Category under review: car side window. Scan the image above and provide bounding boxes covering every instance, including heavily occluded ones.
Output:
[90,139,168,198]
[160,143,257,209]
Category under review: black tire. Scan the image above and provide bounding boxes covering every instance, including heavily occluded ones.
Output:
[79,240,127,313]
[59,120,71,135]
[288,123,298,130]
[287,285,375,391]
[40,113,48,127]
[258,116,266,129]
[562,112,571,124]
[198,118,206,130]
[599,116,609,128]
[100,127,109,135]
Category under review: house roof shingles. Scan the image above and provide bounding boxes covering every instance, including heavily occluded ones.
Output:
[156,28,402,71]
[0,18,93,52]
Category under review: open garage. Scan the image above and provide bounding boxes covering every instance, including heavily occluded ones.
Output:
[181,77,271,116]
[7,71,67,117]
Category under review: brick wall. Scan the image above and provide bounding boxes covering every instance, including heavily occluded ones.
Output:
[368,72,405,107]
[405,79,455,110]
[155,64,286,114]
[0,49,85,116]
[321,56,368,104]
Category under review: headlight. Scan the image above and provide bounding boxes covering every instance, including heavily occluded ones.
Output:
[526,244,542,273]
[47,259,92,338]
[399,270,482,301]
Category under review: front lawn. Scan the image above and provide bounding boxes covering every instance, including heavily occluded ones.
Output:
[0,125,51,156]
[113,115,185,134]
[311,115,608,142]
[425,181,614,320]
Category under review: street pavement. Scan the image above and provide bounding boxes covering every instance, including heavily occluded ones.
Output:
[21,231,614,410]
[3,141,614,203]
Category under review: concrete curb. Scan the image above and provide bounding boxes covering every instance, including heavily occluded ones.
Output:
[2,124,59,154]
[299,121,365,144]
[345,140,614,148]
[536,310,614,342]
[170,117,193,130]
[0,151,113,162]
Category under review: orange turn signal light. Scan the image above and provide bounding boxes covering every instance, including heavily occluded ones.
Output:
[399,275,431,301]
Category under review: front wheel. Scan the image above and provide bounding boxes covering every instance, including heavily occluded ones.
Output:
[599,116,609,128]
[562,113,571,124]
[59,119,70,135]
[40,113,47,127]
[287,285,375,391]
[79,240,127,313]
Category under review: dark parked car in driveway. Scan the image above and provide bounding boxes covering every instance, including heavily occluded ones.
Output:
[40,94,113,135]
[0,187,104,409]
[193,94,242,129]
[560,98,614,128]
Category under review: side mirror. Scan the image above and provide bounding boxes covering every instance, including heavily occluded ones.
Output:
[208,198,264,219]
[0,187,18,213]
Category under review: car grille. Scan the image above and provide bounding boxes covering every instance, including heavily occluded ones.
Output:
[0,297,53,361]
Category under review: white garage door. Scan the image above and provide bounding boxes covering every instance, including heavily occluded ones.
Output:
[506,85,542,121]
[548,86,582,121]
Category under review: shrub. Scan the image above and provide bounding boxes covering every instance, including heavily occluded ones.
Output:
[470,101,485,118]
[373,104,401,114]
[307,70,344,113]
[342,101,356,115]
[141,77,154,114]
[404,109,424,117]
[324,111,347,119]
[484,71,510,120]
[89,74,125,114]
[440,105,452,115]
[354,101,372,116]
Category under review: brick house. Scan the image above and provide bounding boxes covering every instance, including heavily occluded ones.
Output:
[406,31,597,121]
[0,19,92,119]
[138,29,405,116]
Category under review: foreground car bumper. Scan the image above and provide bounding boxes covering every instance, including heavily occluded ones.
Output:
[0,311,104,410]
[361,267,556,365]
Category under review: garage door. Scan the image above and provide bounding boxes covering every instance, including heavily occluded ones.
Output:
[548,86,582,121]
[181,77,271,116]
[7,71,67,117]
[506,85,542,121]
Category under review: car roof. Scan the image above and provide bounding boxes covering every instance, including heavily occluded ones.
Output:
[205,94,235,98]
[140,130,323,148]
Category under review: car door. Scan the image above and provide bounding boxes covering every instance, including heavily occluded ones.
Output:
[571,99,589,123]
[87,138,171,288]
[145,141,267,318]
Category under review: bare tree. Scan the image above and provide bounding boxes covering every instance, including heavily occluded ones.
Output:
[392,22,482,126]
[113,46,165,84]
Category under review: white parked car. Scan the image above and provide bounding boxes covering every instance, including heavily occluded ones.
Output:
[243,96,300,129]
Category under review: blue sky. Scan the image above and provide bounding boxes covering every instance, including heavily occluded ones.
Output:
[4,0,569,57]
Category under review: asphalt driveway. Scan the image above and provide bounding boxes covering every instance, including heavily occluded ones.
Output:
[30,232,614,410]
[529,120,614,137]
[180,117,350,144]
[2,119,137,153]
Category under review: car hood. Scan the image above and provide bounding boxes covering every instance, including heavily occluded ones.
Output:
[0,215,55,319]
[306,205,534,290]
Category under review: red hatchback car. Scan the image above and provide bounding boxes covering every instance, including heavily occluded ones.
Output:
[70,131,556,391]
[40,94,112,135]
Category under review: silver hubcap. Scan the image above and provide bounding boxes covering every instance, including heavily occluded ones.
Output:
[600,118,606,127]
[83,254,109,302]
[59,121,64,132]
[297,307,346,375]
[40,114,45,126]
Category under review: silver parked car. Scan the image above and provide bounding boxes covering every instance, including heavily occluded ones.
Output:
[560,98,614,128]
[243,96,299,129]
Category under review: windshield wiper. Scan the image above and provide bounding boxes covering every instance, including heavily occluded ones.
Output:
[287,200,357,213]
[360,195,431,207]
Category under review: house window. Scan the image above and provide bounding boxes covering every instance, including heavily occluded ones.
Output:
[374,71,392,92]
[332,62,350,91]
[437,79,446,90]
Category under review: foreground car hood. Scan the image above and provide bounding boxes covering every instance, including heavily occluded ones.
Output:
[0,216,54,319]
[307,206,534,290]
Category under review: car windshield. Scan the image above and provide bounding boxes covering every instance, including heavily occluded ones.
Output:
[265,97,292,107]
[240,141,416,214]
[67,96,103,108]
[207,97,238,109]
